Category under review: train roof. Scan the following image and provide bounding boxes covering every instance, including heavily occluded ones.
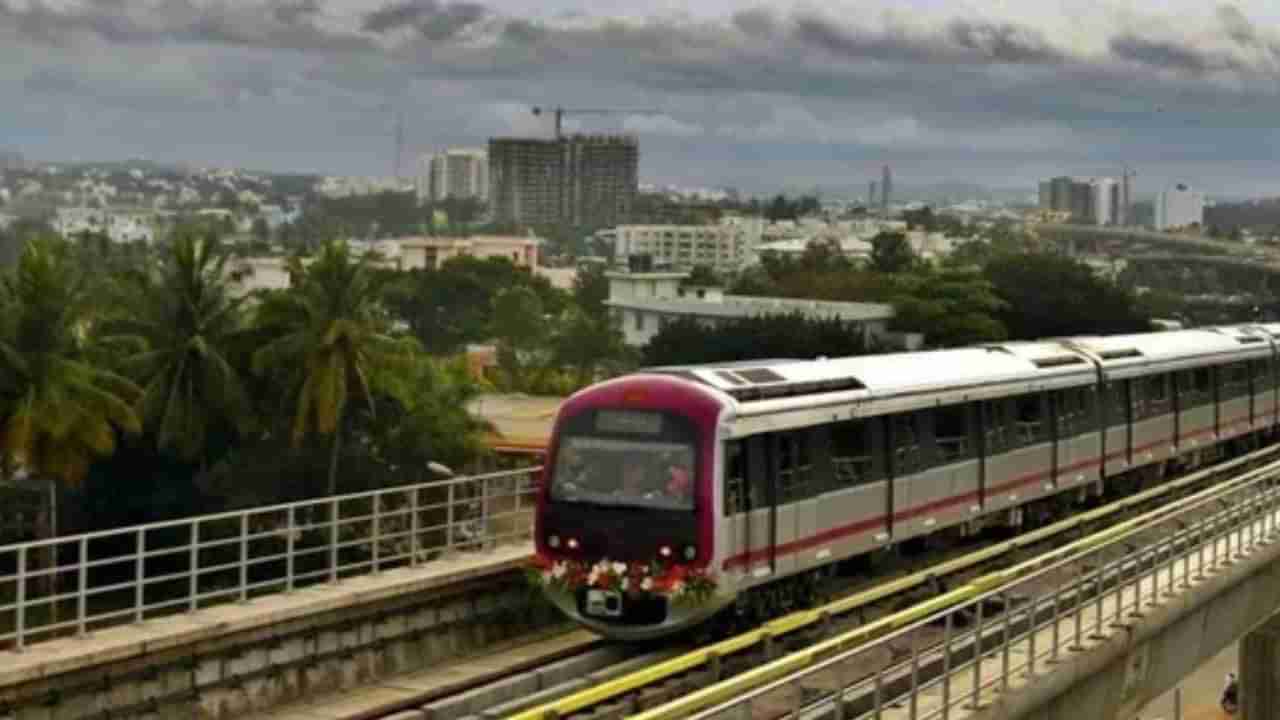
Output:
[1067,328,1270,377]
[664,340,1093,407]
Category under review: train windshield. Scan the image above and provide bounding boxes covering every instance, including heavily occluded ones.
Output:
[550,409,697,511]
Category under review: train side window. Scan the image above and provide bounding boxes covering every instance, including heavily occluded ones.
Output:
[1078,385,1098,432]
[1253,358,1273,390]
[1104,381,1129,427]
[982,399,1011,454]
[776,432,812,503]
[1054,386,1093,436]
[832,419,879,485]
[1145,374,1171,417]
[1013,393,1048,447]
[1222,363,1250,400]
[891,412,923,475]
[934,404,972,463]
[724,440,746,516]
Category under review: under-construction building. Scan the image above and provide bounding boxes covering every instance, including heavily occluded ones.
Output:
[489,134,639,229]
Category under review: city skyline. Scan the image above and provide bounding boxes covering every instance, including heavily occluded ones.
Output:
[7,2,1280,194]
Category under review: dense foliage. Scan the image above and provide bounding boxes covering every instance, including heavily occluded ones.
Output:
[642,314,880,366]
[0,234,503,538]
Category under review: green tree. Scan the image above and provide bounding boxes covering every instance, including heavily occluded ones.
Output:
[985,252,1150,340]
[102,232,255,464]
[0,237,142,543]
[490,286,549,391]
[642,314,878,366]
[553,307,629,387]
[869,232,919,273]
[252,241,418,494]
[572,263,611,321]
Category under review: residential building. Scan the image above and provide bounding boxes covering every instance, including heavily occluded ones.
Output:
[489,134,638,229]
[395,234,541,271]
[53,207,155,244]
[1155,183,1205,231]
[1090,178,1119,226]
[604,269,898,348]
[1041,175,1120,225]
[418,148,488,203]
[226,257,295,297]
[601,218,765,274]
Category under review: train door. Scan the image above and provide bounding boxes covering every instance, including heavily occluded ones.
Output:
[769,432,805,577]
[724,436,775,580]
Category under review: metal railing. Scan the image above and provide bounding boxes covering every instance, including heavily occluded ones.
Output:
[0,466,541,653]
[686,463,1280,720]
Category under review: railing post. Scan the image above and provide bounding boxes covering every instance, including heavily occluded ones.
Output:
[189,520,200,612]
[15,545,26,652]
[446,482,456,553]
[77,536,88,638]
[481,476,491,550]
[969,600,984,709]
[1000,593,1011,694]
[372,493,382,575]
[910,626,920,719]
[285,506,296,593]
[873,669,883,720]
[1026,594,1038,678]
[941,612,953,720]
[329,498,340,584]
[134,528,146,624]
[409,487,420,567]
[239,514,249,603]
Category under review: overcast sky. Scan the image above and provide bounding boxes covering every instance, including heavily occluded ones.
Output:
[7,1,1280,196]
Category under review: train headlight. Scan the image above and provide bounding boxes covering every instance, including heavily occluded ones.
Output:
[567,537,580,550]
[683,545,697,561]
[659,545,673,558]
[548,534,561,549]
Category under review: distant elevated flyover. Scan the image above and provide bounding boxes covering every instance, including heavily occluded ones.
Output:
[1036,223,1255,257]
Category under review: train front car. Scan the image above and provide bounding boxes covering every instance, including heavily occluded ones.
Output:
[533,374,733,640]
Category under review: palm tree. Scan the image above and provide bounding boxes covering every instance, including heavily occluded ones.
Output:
[100,231,254,464]
[252,241,417,495]
[0,237,142,544]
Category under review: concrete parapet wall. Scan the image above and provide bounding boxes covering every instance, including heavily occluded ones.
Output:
[0,546,554,720]
[967,533,1280,720]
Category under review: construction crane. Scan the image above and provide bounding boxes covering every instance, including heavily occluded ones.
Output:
[531,106,663,139]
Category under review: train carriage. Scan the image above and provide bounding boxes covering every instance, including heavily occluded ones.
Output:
[533,326,1280,641]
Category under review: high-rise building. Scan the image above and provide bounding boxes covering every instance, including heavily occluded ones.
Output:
[881,165,893,216]
[1120,169,1134,227]
[868,181,878,208]
[1155,183,1205,231]
[1090,178,1119,226]
[1042,175,1121,225]
[416,148,488,204]
[489,134,638,229]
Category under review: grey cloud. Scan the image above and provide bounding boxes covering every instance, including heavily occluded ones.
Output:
[362,0,488,41]
[945,20,1063,64]
[731,8,776,38]
[0,0,372,52]
[1108,33,1230,74]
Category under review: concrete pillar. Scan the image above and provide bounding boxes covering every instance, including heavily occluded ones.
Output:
[1240,611,1280,719]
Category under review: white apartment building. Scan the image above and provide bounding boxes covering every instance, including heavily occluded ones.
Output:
[1155,183,1205,231]
[416,149,488,203]
[1091,178,1119,226]
[53,207,155,244]
[602,219,765,274]
[604,270,897,348]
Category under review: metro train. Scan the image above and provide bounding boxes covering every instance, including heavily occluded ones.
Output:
[532,325,1280,641]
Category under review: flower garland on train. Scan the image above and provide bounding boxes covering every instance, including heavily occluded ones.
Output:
[527,555,717,606]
